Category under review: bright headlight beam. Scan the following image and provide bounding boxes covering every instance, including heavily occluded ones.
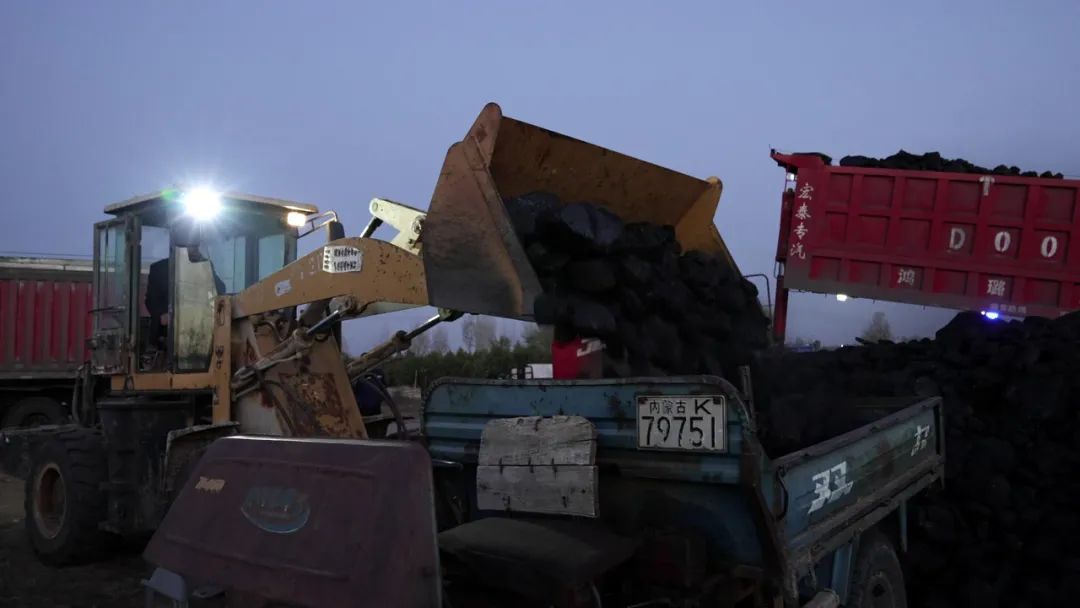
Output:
[286,211,307,227]
[181,187,223,221]
[835,294,848,302]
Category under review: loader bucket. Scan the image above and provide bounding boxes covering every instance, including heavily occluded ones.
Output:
[423,102,738,319]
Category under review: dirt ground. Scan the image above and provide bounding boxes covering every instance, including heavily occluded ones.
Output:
[0,473,149,608]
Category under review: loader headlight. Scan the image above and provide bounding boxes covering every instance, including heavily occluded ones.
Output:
[286,211,308,227]
[181,187,223,221]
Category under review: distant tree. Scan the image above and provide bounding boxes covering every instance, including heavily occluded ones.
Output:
[461,316,477,352]
[522,324,554,352]
[382,324,554,388]
[408,330,432,355]
[861,311,894,342]
[473,316,497,351]
[430,326,450,353]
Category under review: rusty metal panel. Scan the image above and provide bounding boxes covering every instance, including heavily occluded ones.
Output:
[0,258,93,377]
[423,102,742,319]
[143,435,441,608]
[231,318,368,438]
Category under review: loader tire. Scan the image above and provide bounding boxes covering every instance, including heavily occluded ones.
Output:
[24,429,112,566]
[2,396,67,429]
[847,531,907,608]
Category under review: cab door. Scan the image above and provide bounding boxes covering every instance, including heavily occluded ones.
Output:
[91,217,134,374]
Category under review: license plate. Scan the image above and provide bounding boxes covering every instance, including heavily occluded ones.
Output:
[636,395,726,452]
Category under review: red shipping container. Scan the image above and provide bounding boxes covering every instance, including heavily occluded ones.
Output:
[0,257,93,377]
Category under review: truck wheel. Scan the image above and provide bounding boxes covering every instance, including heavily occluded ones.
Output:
[24,429,110,565]
[847,531,907,608]
[2,396,67,428]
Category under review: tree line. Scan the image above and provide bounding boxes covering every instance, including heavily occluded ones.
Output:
[379,320,553,387]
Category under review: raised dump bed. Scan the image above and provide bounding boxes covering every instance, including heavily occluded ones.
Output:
[772,150,1080,328]
[424,376,944,606]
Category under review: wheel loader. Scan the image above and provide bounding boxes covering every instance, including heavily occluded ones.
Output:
[5,102,850,606]
[1,185,442,564]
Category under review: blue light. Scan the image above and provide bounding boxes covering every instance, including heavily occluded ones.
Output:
[981,311,1000,320]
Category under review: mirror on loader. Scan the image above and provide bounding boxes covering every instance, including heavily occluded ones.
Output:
[422,102,742,320]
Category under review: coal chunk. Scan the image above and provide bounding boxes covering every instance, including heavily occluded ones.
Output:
[532,292,572,325]
[613,222,676,256]
[617,256,654,288]
[565,258,617,294]
[505,192,562,241]
[568,297,617,337]
[547,202,625,254]
[526,241,570,273]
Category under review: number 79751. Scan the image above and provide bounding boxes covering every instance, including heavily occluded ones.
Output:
[640,415,717,449]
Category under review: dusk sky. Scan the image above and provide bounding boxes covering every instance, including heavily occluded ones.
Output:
[4,1,1079,351]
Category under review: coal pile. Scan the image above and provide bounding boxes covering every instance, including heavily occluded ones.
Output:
[839,150,1064,179]
[758,311,1080,607]
[504,193,769,379]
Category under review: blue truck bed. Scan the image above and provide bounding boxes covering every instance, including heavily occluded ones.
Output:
[423,375,944,605]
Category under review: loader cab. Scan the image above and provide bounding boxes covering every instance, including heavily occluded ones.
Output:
[91,189,315,378]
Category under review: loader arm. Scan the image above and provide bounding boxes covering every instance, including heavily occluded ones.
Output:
[230,236,429,318]
[215,219,437,439]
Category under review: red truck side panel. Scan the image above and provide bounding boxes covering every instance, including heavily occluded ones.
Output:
[775,153,1080,319]
[0,264,93,377]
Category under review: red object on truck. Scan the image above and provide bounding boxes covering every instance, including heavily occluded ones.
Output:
[772,151,1080,342]
[0,256,92,427]
[551,337,605,379]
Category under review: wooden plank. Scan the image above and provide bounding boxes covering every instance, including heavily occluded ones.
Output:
[476,464,598,517]
[478,415,596,466]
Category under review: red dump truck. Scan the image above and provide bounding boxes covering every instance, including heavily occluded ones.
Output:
[0,256,93,428]
[771,151,1080,341]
